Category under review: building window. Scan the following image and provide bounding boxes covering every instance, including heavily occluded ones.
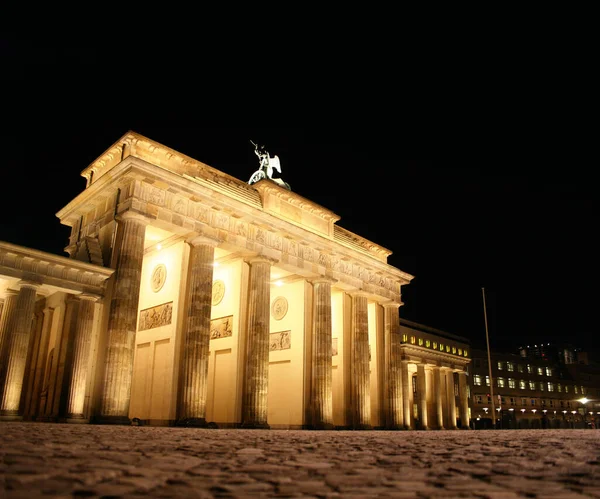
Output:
[464,350,468,357]
[560,401,564,408]
[497,377,505,388]
[425,340,431,348]
[402,334,408,343]
[545,367,552,377]
[539,382,545,392]
[418,338,423,346]
[507,362,515,372]
[549,399,554,407]
[446,345,451,353]
[412,376,417,393]
[529,381,536,390]
[574,386,578,394]
[541,399,546,406]
[433,342,437,350]
[510,397,516,406]
[518,364,524,373]
[557,384,562,393]
[508,378,516,389]
[537,367,543,376]
[527,364,533,374]
[452,347,456,354]
[547,382,554,392]
[497,361,504,370]
[519,380,526,390]
[531,399,537,406]
[476,395,483,404]
[521,398,528,406]
[410,336,416,345]
[473,375,482,386]
[439,343,444,351]
[485,376,490,387]
[565,385,569,393]
[581,386,585,395]
[458,348,462,356]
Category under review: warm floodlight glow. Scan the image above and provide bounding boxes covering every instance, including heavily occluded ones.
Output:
[156,243,162,251]
[275,280,283,287]
[532,409,537,414]
[578,397,589,404]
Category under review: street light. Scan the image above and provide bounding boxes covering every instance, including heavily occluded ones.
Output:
[578,397,590,428]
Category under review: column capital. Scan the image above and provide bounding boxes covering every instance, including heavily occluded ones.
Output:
[2,289,19,298]
[116,210,151,226]
[349,289,369,298]
[75,293,101,302]
[245,255,278,266]
[381,300,401,310]
[309,275,337,286]
[16,280,41,291]
[186,234,221,248]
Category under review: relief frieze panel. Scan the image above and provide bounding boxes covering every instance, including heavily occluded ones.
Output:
[143,185,166,206]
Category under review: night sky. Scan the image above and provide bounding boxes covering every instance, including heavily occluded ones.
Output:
[1,41,596,357]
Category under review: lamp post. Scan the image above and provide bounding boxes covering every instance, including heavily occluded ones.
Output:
[578,397,589,428]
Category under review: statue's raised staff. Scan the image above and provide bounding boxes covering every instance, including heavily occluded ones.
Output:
[248,140,291,190]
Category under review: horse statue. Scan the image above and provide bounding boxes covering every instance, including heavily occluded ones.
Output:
[248,141,291,190]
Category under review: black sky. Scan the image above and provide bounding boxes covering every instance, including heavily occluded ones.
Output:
[1,40,596,356]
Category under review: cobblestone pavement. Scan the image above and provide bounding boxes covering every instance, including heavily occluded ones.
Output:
[1,422,599,498]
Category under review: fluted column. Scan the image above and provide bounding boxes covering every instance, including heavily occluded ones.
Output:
[0,281,40,419]
[416,363,428,430]
[98,211,148,424]
[0,291,18,373]
[383,303,403,429]
[241,256,273,429]
[309,277,335,430]
[445,369,457,429]
[65,294,99,421]
[177,235,218,427]
[401,360,412,429]
[433,366,444,430]
[458,371,470,429]
[350,292,371,429]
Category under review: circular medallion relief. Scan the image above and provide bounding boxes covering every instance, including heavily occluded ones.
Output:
[271,296,288,321]
[151,264,167,292]
[212,280,225,306]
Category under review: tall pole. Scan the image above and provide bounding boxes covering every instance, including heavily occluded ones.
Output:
[482,287,496,428]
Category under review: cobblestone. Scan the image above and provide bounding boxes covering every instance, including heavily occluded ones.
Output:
[1,423,599,498]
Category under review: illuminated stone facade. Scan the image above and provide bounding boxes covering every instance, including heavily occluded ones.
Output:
[0,131,471,429]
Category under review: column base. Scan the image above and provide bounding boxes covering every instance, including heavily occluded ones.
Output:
[64,417,90,424]
[92,415,132,426]
[308,422,335,430]
[0,412,22,422]
[240,421,270,429]
[176,417,209,428]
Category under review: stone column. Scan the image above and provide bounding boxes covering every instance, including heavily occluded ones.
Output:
[241,256,273,429]
[65,294,98,421]
[433,366,444,430]
[0,281,40,419]
[383,303,403,429]
[310,277,335,430]
[177,235,218,427]
[0,291,18,373]
[458,371,470,429]
[98,211,148,424]
[416,363,429,430]
[401,359,412,429]
[350,292,371,429]
[445,369,457,429]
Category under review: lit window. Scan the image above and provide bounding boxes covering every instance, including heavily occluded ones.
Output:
[537,367,543,376]
[565,385,569,393]
[545,367,552,377]
[517,364,524,373]
[418,338,423,346]
[458,348,462,356]
[529,381,536,390]
[402,334,408,342]
[557,384,562,393]
[410,336,416,344]
[547,382,554,392]
[446,345,451,353]
[464,350,468,357]
[519,380,526,390]
[425,340,431,348]
[473,375,482,386]
[433,342,437,349]
[497,361,504,370]
[497,377,505,388]
[581,386,585,395]
[527,364,533,374]
[508,378,516,389]
[452,347,456,354]
[485,376,490,387]
[574,386,578,394]
[539,382,545,392]
[439,343,444,351]
[507,362,514,372]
